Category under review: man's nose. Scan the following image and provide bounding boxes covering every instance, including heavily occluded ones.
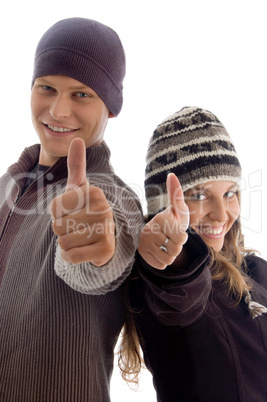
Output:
[49,95,72,119]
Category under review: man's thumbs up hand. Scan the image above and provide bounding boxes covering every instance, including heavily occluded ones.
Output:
[50,138,115,266]
[65,137,87,191]
[138,173,189,270]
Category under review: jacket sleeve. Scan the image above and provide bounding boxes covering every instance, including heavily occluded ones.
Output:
[246,255,267,289]
[54,180,144,295]
[135,231,212,326]
[245,255,267,308]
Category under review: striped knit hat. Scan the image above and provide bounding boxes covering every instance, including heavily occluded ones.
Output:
[145,106,242,217]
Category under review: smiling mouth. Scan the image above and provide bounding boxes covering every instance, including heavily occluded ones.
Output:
[198,226,224,236]
[45,124,77,133]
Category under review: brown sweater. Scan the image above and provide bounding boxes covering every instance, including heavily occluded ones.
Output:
[0,142,143,401]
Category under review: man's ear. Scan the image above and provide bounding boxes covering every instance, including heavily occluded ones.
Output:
[108,111,115,118]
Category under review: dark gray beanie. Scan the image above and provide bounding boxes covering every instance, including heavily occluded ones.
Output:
[32,17,126,116]
[145,106,242,217]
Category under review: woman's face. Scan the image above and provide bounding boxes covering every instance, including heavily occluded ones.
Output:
[185,181,240,252]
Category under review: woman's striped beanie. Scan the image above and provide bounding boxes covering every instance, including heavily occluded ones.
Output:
[145,106,242,217]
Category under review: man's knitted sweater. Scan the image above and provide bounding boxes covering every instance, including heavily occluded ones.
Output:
[0,142,143,401]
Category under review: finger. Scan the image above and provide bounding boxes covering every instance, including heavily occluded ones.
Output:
[57,218,115,251]
[66,138,88,191]
[59,236,115,266]
[138,243,178,269]
[166,173,189,229]
[140,251,168,270]
[166,173,183,216]
[138,226,174,268]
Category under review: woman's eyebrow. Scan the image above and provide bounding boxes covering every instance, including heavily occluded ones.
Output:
[227,184,239,191]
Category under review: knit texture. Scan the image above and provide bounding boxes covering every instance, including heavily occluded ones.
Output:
[145,106,242,217]
[32,18,126,116]
[0,143,143,401]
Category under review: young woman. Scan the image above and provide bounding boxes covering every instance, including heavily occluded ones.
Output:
[119,106,267,401]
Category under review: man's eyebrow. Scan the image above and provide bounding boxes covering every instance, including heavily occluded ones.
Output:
[35,78,53,85]
[68,85,90,91]
[34,78,91,92]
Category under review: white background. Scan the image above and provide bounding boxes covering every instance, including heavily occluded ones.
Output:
[1,1,266,400]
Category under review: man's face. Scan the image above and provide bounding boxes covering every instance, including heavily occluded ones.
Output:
[31,75,112,166]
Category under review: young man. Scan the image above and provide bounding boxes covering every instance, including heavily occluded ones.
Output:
[0,18,143,401]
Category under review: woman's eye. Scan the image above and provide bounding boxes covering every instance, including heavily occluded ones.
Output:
[189,193,207,201]
[225,190,237,199]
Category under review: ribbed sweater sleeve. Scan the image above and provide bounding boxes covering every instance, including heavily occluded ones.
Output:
[54,183,143,295]
[1,142,143,295]
[53,142,143,295]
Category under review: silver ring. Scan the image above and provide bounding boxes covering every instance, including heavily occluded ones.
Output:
[159,237,169,253]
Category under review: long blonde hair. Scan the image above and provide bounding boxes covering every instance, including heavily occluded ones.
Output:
[118,192,254,385]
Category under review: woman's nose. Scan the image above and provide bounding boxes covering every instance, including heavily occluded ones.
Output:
[209,198,229,223]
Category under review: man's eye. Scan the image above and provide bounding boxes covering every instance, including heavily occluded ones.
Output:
[42,85,54,91]
[76,92,89,98]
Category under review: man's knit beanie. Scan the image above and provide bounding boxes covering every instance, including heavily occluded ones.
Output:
[32,17,126,116]
[145,106,242,217]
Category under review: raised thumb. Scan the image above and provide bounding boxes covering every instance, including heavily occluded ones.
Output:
[66,138,87,191]
[166,173,182,214]
[166,173,189,229]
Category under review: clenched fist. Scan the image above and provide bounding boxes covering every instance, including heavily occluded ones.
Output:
[50,138,115,266]
[138,173,189,269]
